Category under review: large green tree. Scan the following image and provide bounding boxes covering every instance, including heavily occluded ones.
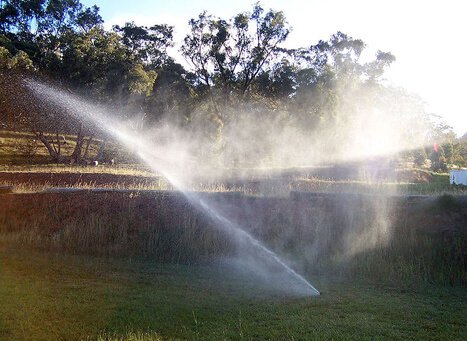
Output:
[0,0,166,163]
[1,1,455,168]
[181,3,290,95]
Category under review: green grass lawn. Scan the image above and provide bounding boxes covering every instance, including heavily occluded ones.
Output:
[1,247,465,340]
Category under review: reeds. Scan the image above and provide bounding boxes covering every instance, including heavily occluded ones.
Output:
[0,191,464,286]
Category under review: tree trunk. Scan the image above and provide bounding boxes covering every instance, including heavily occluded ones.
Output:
[55,132,61,158]
[34,131,61,162]
[70,123,85,164]
[95,139,107,162]
[83,135,94,161]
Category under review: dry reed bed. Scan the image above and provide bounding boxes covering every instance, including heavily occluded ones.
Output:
[0,190,465,285]
[0,171,166,189]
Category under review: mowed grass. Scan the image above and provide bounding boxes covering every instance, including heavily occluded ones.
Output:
[0,247,465,341]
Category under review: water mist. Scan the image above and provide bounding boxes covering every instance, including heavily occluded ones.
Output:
[25,78,320,296]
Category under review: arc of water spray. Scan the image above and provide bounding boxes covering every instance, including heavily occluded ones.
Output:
[25,79,320,296]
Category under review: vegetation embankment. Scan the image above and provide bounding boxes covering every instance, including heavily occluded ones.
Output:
[1,191,465,286]
[1,168,465,195]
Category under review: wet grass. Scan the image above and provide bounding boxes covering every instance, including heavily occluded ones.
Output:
[0,247,465,341]
[293,172,467,195]
[400,172,466,195]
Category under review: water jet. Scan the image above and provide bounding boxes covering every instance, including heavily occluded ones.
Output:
[25,78,320,296]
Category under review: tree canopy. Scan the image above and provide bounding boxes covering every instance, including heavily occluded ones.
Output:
[0,0,462,168]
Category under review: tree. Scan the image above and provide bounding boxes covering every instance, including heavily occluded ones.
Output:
[56,27,159,163]
[113,21,173,68]
[1,1,177,164]
[0,0,103,70]
[181,3,290,95]
[145,59,195,125]
[430,145,447,172]
[413,147,428,167]
[75,4,102,32]
[0,45,33,69]
[179,2,291,154]
[1,1,453,168]
[0,67,78,162]
[289,32,396,135]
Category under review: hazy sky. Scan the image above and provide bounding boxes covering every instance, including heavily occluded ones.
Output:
[81,0,466,136]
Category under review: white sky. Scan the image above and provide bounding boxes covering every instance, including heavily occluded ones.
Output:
[82,0,467,136]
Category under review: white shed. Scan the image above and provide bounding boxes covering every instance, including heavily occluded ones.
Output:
[450,170,467,185]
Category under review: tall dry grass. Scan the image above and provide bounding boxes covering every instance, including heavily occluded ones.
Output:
[0,191,465,286]
[0,191,233,263]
